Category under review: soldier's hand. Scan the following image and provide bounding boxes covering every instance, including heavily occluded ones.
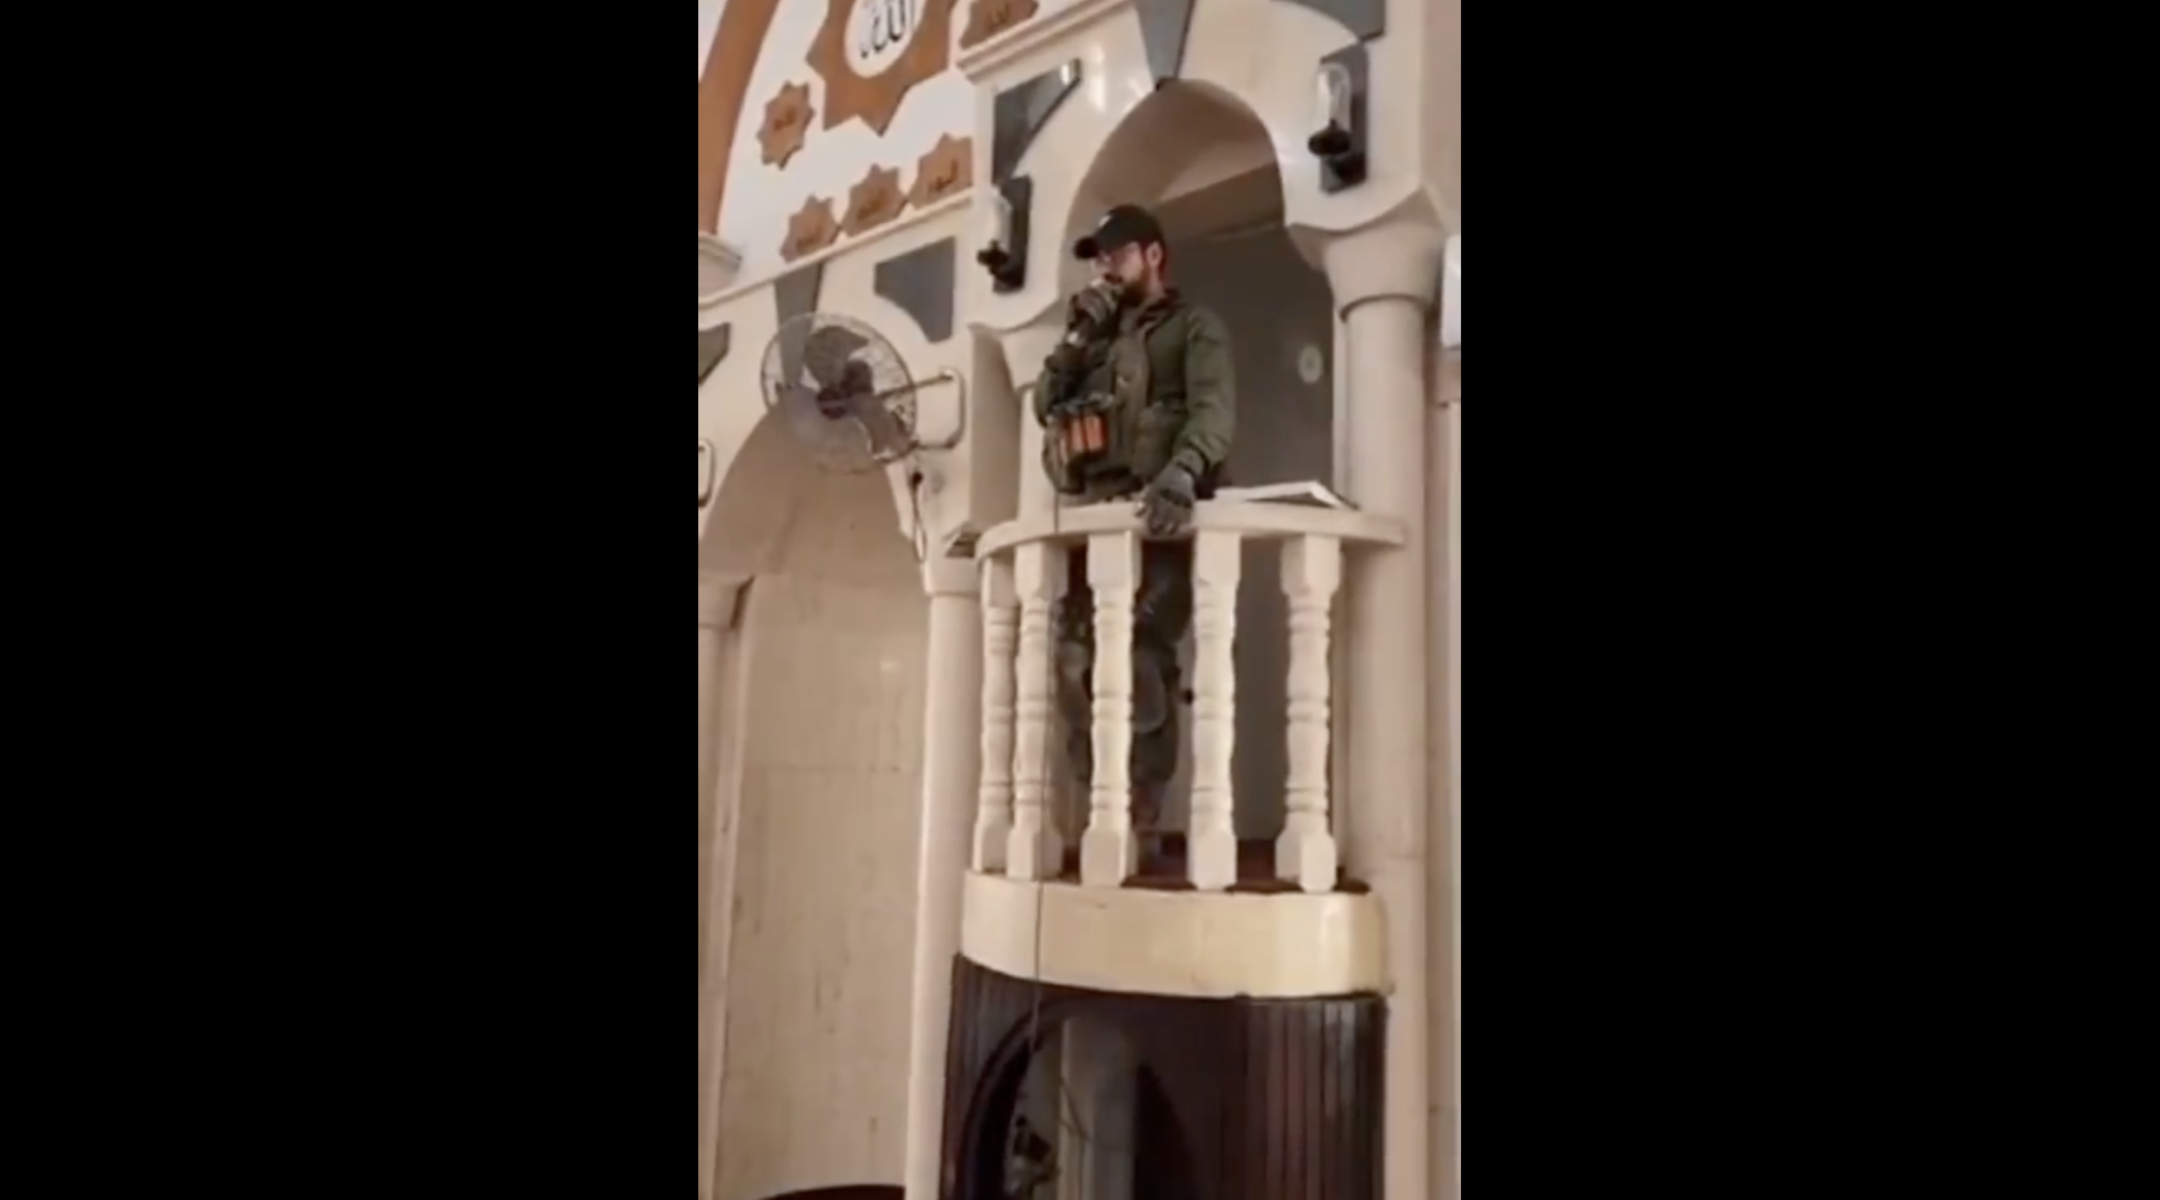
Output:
[1044,340,1087,377]
[1138,464,1196,538]
[1068,282,1120,333]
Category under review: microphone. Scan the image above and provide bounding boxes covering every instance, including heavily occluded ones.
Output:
[1063,280,1120,346]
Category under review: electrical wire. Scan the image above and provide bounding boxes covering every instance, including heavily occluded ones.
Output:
[1002,363,1144,1200]
[907,462,930,564]
[1004,374,1067,1198]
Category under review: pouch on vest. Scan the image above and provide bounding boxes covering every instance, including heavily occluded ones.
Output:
[1112,310,1179,482]
[1048,392,1139,495]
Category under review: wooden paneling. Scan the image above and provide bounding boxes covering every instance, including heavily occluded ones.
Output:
[939,957,1385,1200]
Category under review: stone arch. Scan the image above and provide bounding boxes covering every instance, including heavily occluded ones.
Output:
[1050,78,1341,838]
[1055,80,1289,296]
[700,407,929,1200]
[699,399,919,581]
[949,993,1082,1198]
[696,0,789,233]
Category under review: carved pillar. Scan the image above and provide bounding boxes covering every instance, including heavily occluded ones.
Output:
[696,583,722,1200]
[1080,530,1139,887]
[999,318,1065,521]
[1187,529,1242,890]
[974,557,1019,871]
[1007,541,1065,879]
[1433,342,1462,1200]
[1323,210,1449,1200]
[1426,232,1462,1200]
[1002,315,1079,842]
[1277,534,1342,893]
[697,573,750,1200]
[904,558,985,1200]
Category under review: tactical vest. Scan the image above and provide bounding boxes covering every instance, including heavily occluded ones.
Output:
[1051,302,1180,501]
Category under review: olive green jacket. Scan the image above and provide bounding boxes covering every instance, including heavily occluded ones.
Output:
[1037,292,1236,493]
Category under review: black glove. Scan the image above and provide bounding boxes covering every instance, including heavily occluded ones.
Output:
[1068,282,1121,336]
[1138,464,1196,537]
[1044,340,1088,377]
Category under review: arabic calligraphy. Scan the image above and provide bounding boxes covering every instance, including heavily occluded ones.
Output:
[846,0,920,76]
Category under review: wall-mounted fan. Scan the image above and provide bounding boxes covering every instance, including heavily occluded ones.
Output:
[760,312,963,474]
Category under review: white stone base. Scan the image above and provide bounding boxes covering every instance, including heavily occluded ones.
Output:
[959,870,1386,999]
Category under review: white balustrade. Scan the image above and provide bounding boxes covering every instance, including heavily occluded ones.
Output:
[1079,532,1139,886]
[973,495,1400,894]
[972,557,1018,872]
[1186,530,1242,891]
[1004,542,1065,880]
[1277,535,1343,893]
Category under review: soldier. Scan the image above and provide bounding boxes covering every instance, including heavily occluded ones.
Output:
[1035,204,1236,854]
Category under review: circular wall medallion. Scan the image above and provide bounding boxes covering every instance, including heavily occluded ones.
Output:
[1297,343,1326,385]
[808,0,959,135]
[845,0,923,77]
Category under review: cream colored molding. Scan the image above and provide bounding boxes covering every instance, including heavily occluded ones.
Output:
[1320,207,1452,317]
[955,0,1137,82]
[969,305,1067,373]
[921,554,980,598]
[697,572,750,630]
[1440,234,1461,349]
[697,234,743,303]
[970,301,1067,340]
[960,871,1387,999]
[976,497,1405,560]
[697,192,973,315]
[1435,235,1461,408]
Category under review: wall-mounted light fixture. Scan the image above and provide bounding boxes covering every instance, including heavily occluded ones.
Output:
[1311,62,1353,154]
[1306,46,1370,193]
[975,60,1080,295]
[973,176,1033,292]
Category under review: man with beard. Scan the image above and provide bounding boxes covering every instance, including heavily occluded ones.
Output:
[1035,204,1237,864]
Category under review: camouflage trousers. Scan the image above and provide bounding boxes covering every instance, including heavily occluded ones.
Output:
[1054,540,1192,832]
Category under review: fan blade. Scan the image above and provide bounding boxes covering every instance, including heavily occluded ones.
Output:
[849,393,911,458]
[781,384,851,449]
[801,323,871,391]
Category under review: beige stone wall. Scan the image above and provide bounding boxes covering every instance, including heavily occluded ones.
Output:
[706,457,930,1200]
[695,0,1465,1188]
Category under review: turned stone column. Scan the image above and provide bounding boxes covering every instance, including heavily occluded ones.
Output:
[1001,314,1074,862]
[1079,531,1140,886]
[697,573,749,1200]
[696,580,722,1200]
[973,557,1018,871]
[1000,318,1066,521]
[1430,342,1462,1200]
[1443,369,1463,1200]
[1431,231,1462,1200]
[1323,210,1448,1200]
[902,558,985,1200]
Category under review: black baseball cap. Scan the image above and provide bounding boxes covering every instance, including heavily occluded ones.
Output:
[1072,204,1165,260]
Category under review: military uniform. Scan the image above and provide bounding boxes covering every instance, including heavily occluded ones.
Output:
[1037,206,1236,836]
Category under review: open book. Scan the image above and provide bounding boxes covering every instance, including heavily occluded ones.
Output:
[1211,480,1355,510]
